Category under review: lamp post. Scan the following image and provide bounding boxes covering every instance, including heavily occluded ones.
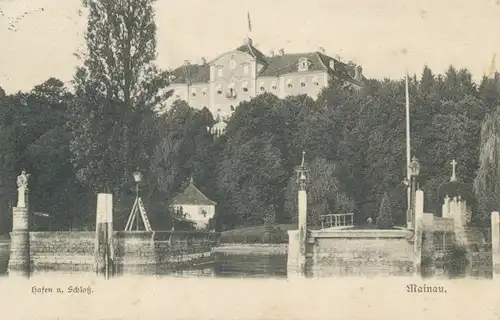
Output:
[133,169,142,231]
[296,151,310,192]
[408,156,420,229]
[295,151,310,277]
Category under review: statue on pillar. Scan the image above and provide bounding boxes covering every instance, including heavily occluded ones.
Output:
[16,170,30,208]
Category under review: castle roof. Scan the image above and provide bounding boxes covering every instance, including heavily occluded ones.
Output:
[170,63,210,84]
[168,42,364,86]
[171,178,217,206]
[235,42,267,65]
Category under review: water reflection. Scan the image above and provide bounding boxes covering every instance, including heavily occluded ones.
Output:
[0,243,287,278]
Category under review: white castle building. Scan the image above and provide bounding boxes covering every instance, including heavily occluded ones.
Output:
[164,37,365,133]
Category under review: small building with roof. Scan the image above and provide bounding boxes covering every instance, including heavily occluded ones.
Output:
[171,177,217,230]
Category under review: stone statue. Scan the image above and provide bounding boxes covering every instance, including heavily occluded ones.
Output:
[16,170,30,208]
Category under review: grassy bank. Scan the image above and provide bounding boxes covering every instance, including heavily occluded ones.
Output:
[220,224,296,244]
[214,243,288,255]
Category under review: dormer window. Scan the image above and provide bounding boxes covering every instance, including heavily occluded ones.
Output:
[329,60,335,70]
[298,58,311,72]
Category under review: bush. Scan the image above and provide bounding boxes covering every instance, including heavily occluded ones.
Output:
[376,192,393,229]
[219,224,293,244]
[262,226,288,244]
[421,255,435,278]
[444,244,468,278]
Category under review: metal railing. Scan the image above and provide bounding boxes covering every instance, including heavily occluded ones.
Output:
[320,213,354,229]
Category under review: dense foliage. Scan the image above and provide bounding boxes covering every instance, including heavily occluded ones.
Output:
[1,65,498,233]
[1,2,500,233]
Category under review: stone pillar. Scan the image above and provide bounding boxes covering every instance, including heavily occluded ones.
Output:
[286,230,300,278]
[415,190,424,223]
[442,196,450,218]
[413,190,424,276]
[8,207,30,277]
[298,190,307,277]
[95,193,114,278]
[491,211,500,279]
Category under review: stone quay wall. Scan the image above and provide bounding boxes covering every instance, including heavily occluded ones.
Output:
[112,231,220,275]
[14,230,220,276]
[289,229,415,277]
[29,232,95,273]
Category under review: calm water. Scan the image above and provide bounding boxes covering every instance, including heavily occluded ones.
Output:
[0,241,287,278]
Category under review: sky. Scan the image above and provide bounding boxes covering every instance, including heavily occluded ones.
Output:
[1,0,500,93]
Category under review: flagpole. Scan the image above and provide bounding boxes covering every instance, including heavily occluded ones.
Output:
[405,71,412,229]
[247,12,252,38]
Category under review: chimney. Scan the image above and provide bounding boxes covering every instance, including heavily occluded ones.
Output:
[201,57,207,65]
[279,48,284,56]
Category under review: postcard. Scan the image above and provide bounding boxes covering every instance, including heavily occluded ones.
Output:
[1,0,500,319]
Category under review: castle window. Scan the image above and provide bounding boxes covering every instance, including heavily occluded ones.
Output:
[271,81,277,90]
[287,79,293,88]
[216,84,222,94]
[217,67,223,77]
[313,76,319,86]
[202,87,207,95]
[243,65,249,75]
[242,82,249,92]
[300,78,306,87]
[229,58,237,70]
[259,82,265,92]
[192,88,197,97]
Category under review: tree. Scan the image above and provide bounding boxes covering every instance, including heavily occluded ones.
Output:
[376,192,392,229]
[284,157,354,227]
[70,0,170,194]
[150,100,214,199]
[474,106,500,225]
[216,133,287,228]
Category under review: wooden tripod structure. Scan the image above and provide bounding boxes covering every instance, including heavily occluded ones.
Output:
[124,196,152,231]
